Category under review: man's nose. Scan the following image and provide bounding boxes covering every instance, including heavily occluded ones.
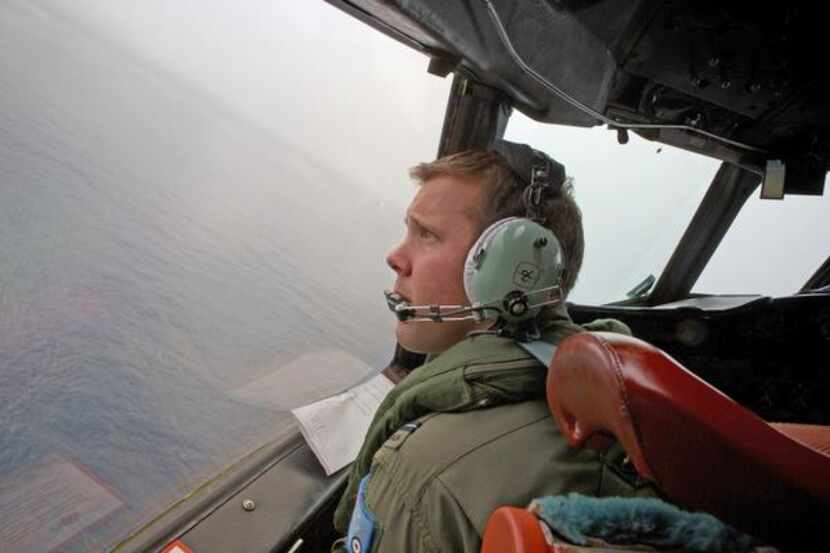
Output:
[386,243,411,277]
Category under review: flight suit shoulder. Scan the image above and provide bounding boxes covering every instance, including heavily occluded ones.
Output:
[363,401,580,553]
[362,400,653,553]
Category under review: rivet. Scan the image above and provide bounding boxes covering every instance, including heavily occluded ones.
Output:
[242,499,256,511]
[686,113,703,127]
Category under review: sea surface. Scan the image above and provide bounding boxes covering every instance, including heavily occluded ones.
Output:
[0,3,399,551]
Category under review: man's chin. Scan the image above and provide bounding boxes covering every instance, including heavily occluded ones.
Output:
[395,322,423,353]
[395,321,436,354]
[395,320,468,355]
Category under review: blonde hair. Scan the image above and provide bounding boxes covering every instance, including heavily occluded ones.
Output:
[410,150,584,296]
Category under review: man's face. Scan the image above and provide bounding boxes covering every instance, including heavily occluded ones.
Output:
[385,175,490,354]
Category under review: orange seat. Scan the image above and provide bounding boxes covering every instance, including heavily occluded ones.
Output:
[481,507,553,553]
[482,332,830,552]
[544,332,830,551]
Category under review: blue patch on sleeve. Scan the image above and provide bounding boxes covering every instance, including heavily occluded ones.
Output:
[346,475,376,553]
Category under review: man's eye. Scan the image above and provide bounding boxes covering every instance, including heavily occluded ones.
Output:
[418,228,437,241]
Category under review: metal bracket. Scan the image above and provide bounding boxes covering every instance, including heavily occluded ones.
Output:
[760,159,786,200]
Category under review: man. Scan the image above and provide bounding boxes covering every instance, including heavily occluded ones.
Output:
[333,142,649,553]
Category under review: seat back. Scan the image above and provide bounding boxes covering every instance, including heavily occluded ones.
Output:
[481,507,553,553]
[545,332,830,551]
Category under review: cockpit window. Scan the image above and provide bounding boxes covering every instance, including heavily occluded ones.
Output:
[694,180,830,296]
[504,112,719,305]
[0,2,448,551]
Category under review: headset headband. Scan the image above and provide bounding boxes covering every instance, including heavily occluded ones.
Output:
[489,139,567,225]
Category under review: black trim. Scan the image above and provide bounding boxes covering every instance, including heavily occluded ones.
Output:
[321,0,449,57]
[321,0,425,54]
[803,256,830,292]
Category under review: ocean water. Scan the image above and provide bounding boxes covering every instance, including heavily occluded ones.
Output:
[0,3,398,551]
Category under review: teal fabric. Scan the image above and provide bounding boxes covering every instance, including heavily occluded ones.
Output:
[533,493,758,553]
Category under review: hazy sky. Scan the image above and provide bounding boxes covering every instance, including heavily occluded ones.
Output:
[35,0,449,207]
[32,0,829,303]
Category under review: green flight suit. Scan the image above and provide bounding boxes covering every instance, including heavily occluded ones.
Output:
[334,308,650,553]
[362,400,652,553]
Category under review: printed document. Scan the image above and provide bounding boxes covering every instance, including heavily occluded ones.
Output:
[291,372,394,475]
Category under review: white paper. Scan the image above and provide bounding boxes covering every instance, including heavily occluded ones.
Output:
[291,372,394,475]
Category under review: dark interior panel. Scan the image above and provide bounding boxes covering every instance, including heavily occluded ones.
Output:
[570,293,830,424]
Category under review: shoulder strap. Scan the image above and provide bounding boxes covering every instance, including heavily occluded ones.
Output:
[517,340,557,368]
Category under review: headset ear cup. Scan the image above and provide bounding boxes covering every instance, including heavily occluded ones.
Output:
[463,218,519,306]
[464,217,564,323]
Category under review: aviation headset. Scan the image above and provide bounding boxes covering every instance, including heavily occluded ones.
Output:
[385,139,568,333]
